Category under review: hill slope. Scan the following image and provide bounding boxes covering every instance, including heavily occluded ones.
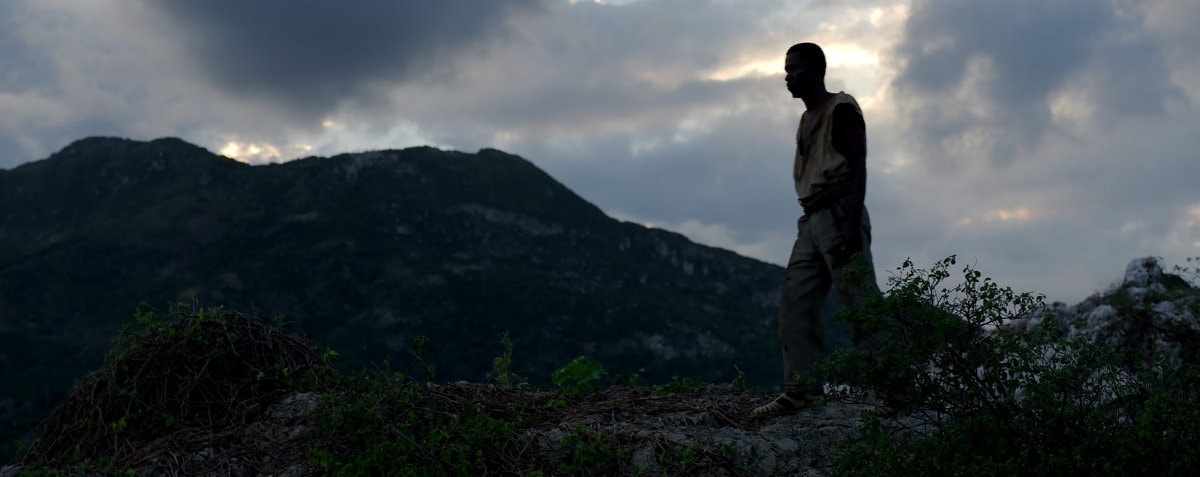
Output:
[0,137,789,459]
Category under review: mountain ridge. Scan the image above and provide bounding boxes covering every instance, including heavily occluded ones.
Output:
[0,136,789,461]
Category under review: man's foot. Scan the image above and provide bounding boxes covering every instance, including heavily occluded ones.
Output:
[751,392,821,417]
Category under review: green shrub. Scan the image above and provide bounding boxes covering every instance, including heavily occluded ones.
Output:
[822,256,1200,476]
[308,369,523,476]
[553,423,629,476]
[551,356,608,395]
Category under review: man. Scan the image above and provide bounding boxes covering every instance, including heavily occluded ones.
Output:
[752,42,882,417]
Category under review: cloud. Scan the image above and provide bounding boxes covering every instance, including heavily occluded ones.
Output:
[524,77,797,242]
[407,0,786,133]
[124,0,798,164]
[0,1,162,165]
[1143,0,1200,103]
[141,0,552,124]
[889,0,1183,171]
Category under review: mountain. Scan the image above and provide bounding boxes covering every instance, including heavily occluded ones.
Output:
[0,137,791,460]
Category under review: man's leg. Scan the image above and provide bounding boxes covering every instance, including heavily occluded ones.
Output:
[778,217,831,396]
[752,217,831,417]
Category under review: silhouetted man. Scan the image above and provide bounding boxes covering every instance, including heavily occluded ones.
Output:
[752,42,881,417]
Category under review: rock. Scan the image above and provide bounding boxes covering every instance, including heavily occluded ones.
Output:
[511,384,918,476]
[1082,305,1117,336]
[1015,256,1200,366]
[1123,257,1162,287]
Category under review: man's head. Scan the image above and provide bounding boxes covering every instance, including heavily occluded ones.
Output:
[785,42,826,99]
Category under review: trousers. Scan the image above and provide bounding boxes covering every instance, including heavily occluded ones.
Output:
[778,201,881,394]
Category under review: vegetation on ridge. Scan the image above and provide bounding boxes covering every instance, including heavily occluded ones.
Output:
[10,257,1200,476]
[11,305,761,476]
[821,256,1200,476]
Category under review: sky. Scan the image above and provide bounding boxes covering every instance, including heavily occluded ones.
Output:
[2,0,1198,304]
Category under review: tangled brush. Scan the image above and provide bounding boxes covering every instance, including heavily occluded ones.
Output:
[16,306,339,469]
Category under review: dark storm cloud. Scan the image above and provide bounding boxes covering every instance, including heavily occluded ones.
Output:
[890,0,1181,169]
[145,0,551,121]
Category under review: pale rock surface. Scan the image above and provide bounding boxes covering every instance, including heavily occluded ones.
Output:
[1009,257,1199,365]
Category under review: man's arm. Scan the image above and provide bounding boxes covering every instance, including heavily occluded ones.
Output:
[831,102,867,265]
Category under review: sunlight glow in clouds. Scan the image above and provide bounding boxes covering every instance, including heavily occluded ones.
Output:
[705,44,879,82]
[220,140,311,164]
[705,4,903,85]
[987,207,1033,222]
[822,43,880,69]
[705,35,886,83]
[492,130,523,150]
[1048,88,1097,132]
[958,207,1037,226]
[705,58,781,82]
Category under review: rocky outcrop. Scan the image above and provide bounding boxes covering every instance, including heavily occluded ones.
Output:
[1007,257,1200,365]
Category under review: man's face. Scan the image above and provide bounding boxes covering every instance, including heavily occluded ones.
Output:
[784,52,815,98]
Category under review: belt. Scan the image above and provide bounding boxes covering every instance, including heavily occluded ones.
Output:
[801,202,826,217]
[800,194,844,216]
[799,182,850,216]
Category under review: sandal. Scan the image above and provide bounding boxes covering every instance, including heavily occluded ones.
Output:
[751,392,821,417]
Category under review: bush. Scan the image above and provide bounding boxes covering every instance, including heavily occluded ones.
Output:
[822,256,1200,476]
[14,304,338,472]
[307,369,524,476]
[551,356,608,395]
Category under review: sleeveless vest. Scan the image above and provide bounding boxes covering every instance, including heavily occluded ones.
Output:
[793,92,861,202]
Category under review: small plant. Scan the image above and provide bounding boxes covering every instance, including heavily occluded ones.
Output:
[307,369,528,476]
[657,441,699,472]
[551,356,608,395]
[1172,256,1200,287]
[488,331,524,388]
[553,423,628,475]
[651,375,705,394]
[613,368,645,387]
[729,365,747,391]
[409,334,436,380]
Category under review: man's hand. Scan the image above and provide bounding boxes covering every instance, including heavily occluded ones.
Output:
[832,224,863,268]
